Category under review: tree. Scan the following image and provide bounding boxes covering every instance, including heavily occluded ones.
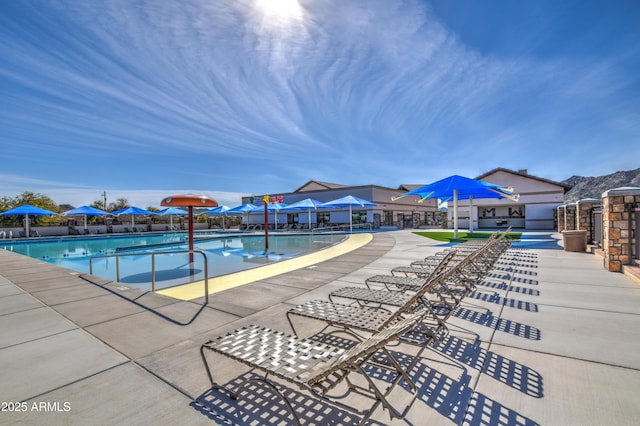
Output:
[12,192,60,212]
[0,196,12,212]
[0,192,61,227]
[91,200,107,211]
[107,198,129,212]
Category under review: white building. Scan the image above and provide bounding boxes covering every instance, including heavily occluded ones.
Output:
[454,168,571,230]
[241,181,439,230]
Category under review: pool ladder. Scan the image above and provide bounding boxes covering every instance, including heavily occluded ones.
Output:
[89,249,210,304]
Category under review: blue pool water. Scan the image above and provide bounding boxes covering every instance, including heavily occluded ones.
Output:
[1,232,346,290]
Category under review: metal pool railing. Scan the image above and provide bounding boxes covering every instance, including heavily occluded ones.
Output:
[89,249,210,304]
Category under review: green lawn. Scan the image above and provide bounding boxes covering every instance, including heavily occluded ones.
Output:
[413,231,521,243]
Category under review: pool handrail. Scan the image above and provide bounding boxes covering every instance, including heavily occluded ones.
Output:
[89,249,210,304]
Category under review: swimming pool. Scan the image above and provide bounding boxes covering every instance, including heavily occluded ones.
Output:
[0,232,347,290]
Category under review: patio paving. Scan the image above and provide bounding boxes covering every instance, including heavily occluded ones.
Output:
[0,230,639,425]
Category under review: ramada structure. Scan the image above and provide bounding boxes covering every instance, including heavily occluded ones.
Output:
[244,168,571,231]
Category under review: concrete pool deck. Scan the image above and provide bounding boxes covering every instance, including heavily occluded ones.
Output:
[1,230,639,425]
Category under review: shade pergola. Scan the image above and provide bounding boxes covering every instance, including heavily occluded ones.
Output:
[320,195,376,233]
[157,207,188,229]
[282,198,324,230]
[0,204,57,237]
[111,206,157,228]
[204,205,231,230]
[393,175,519,238]
[61,205,108,230]
[160,194,218,262]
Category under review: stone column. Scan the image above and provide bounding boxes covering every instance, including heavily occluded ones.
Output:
[564,203,576,230]
[557,206,565,232]
[602,187,640,272]
[576,199,601,243]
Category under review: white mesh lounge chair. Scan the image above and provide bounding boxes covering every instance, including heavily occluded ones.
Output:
[200,312,426,425]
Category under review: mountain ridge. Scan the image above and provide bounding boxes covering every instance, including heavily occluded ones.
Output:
[562,168,640,202]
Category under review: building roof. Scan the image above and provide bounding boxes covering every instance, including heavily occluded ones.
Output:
[293,180,349,193]
[477,168,573,192]
[397,184,426,192]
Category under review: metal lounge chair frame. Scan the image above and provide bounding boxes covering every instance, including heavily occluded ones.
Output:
[200,312,426,425]
[364,251,458,291]
[326,246,499,337]
[286,253,467,348]
[391,237,508,280]
[329,250,457,305]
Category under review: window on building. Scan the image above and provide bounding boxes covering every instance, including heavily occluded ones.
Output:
[352,210,367,224]
[317,212,330,225]
[383,210,393,226]
[287,213,299,224]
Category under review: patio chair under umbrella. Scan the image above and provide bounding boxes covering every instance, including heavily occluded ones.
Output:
[392,174,519,238]
[1,204,57,237]
[282,198,323,230]
[226,204,260,229]
[203,205,230,230]
[267,202,287,230]
[157,207,187,230]
[61,205,108,231]
[111,206,157,229]
[320,195,376,233]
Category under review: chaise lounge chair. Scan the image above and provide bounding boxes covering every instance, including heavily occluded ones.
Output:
[200,312,427,425]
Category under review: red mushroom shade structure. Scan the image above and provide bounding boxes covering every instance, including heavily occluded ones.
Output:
[161,194,218,262]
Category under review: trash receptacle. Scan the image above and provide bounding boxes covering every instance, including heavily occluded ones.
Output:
[562,230,587,252]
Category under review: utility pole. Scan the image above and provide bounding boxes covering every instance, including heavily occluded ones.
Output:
[102,191,107,210]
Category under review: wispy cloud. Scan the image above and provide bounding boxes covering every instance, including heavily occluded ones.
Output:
[1,0,638,194]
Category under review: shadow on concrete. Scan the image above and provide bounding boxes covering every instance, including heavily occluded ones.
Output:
[432,335,544,398]
[80,274,207,326]
[192,330,541,425]
[454,307,541,340]
[464,391,540,425]
[192,373,368,425]
[468,292,539,312]
[119,267,203,284]
[369,350,540,426]
[476,280,540,295]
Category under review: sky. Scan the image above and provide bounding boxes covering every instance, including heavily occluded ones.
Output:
[1,0,639,208]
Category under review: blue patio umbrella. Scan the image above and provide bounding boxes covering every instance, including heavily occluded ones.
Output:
[62,205,108,230]
[203,205,231,229]
[111,206,157,228]
[320,196,376,233]
[157,207,188,215]
[204,205,231,215]
[1,204,57,236]
[282,198,324,230]
[157,207,187,229]
[226,204,260,214]
[226,204,260,228]
[392,174,519,237]
[267,202,287,229]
